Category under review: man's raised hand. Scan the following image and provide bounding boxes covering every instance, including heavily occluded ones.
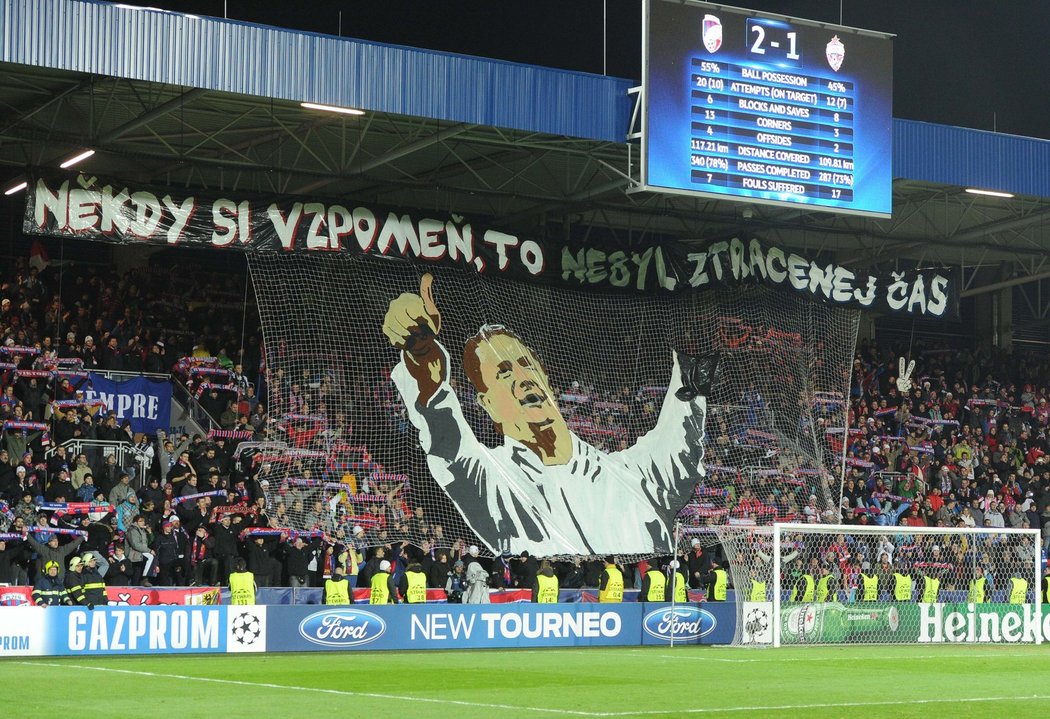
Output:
[383,273,445,405]
[383,273,442,353]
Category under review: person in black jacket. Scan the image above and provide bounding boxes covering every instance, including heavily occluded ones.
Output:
[246,535,282,586]
[280,535,315,588]
[427,551,451,589]
[106,544,135,586]
[153,521,181,586]
[0,537,30,585]
[513,551,539,589]
[188,525,218,586]
[210,514,241,581]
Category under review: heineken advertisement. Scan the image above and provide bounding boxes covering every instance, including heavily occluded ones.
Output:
[781,602,900,644]
[781,602,1050,644]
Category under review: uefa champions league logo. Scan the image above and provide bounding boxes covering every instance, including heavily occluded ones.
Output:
[230,611,262,646]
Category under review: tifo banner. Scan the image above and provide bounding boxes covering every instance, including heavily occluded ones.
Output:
[0,602,733,656]
[82,372,172,434]
[0,585,219,606]
[24,170,955,318]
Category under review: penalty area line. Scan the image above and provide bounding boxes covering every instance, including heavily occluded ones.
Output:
[16,662,602,717]
[601,693,1050,716]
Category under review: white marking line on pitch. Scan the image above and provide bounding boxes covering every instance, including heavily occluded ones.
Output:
[623,650,1039,663]
[16,662,600,717]
[601,694,1050,716]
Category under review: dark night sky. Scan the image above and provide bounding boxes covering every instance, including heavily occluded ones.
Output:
[121,0,1050,140]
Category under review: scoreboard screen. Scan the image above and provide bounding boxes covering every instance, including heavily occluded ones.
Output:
[642,0,893,217]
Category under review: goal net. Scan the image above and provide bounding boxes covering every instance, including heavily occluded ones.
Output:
[723,523,1043,646]
[247,252,858,558]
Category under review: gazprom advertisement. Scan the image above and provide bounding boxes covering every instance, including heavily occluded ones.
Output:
[0,603,734,656]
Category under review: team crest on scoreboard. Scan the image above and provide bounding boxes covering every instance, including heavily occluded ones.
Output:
[826,35,845,71]
[702,14,722,53]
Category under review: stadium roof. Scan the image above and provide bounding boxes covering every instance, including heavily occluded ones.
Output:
[2,0,1050,300]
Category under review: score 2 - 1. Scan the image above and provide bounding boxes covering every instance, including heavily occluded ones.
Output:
[745,18,802,68]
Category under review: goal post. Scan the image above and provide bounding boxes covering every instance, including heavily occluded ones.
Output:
[733,523,1044,646]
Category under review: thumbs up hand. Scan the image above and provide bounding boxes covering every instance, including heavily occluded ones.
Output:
[383,274,446,404]
[383,274,442,353]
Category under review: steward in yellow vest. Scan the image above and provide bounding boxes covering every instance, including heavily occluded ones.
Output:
[860,573,879,601]
[641,564,667,602]
[968,572,987,604]
[920,574,940,603]
[400,562,428,604]
[370,560,397,604]
[598,556,623,603]
[323,567,352,605]
[706,567,728,601]
[532,560,558,603]
[816,568,836,603]
[229,558,256,605]
[892,572,913,601]
[668,561,688,603]
[748,577,767,602]
[1008,577,1028,604]
[791,573,815,602]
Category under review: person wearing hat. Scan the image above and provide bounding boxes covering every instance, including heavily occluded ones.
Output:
[79,553,106,608]
[687,537,712,589]
[598,556,624,603]
[463,555,490,604]
[64,555,87,605]
[32,560,73,607]
[446,560,467,603]
[369,559,398,604]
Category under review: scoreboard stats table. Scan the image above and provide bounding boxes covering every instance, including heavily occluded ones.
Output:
[643,1,893,217]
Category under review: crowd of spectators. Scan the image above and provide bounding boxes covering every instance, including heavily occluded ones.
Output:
[1,246,1050,603]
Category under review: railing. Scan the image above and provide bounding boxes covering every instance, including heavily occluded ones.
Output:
[171,379,219,434]
[45,439,153,489]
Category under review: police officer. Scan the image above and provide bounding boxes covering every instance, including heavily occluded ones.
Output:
[598,556,623,603]
[369,559,398,604]
[228,558,257,605]
[79,553,107,608]
[323,565,352,605]
[639,559,667,602]
[33,560,73,607]
[532,559,559,603]
[399,561,428,604]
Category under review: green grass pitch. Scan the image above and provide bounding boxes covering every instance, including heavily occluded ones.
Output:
[6,644,1050,717]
